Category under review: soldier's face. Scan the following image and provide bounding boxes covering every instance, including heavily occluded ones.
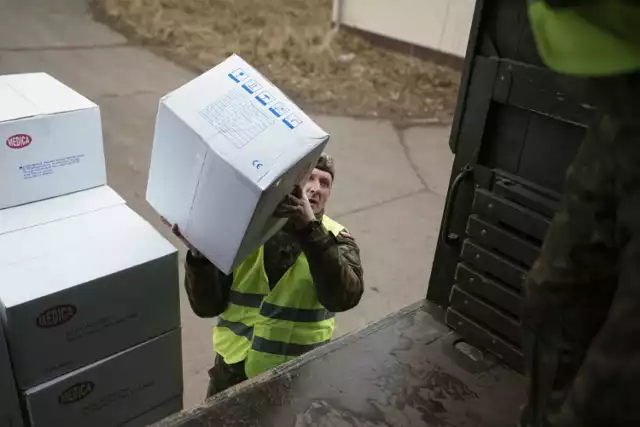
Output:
[304,168,333,214]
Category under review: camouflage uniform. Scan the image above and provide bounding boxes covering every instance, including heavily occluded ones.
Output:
[520,73,640,427]
[183,155,364,397]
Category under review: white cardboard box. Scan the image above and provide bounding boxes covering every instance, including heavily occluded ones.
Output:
[147,54,329,273]
[0,323,23,427]
[25,329,183,427]
[0,185,123,235]
[0,193,180,389]
[0,72,106,209]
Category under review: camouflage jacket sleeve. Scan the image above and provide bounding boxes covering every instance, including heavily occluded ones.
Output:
[296,221,364,312]
[553,275,640,427]
[183,251,233,318]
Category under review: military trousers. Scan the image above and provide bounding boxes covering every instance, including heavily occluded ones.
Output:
[206,354,247,398]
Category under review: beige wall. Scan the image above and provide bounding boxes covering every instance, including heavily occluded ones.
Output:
[335,0,475,57]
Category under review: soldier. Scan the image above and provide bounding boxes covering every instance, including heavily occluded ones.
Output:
[170,154,364,397]
[522,1,640,426]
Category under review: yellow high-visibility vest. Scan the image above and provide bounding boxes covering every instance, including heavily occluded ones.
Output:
[212,216,344,378]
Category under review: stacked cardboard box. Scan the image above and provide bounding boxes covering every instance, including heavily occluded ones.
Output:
[0,73,183,427]
[0,321,22,427]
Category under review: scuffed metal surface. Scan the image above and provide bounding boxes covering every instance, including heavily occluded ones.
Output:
[158,302,525,427]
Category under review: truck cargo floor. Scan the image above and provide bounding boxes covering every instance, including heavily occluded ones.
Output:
[159,301,525,427]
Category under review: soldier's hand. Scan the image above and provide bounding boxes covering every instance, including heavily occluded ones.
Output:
[161,217,204,258]
[274,185,315,229]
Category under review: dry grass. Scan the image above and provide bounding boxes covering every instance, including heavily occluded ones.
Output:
[94,0,461,121]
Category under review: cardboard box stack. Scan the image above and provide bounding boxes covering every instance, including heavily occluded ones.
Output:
[147,54,330,274]
[0,321,22,427]
[0,73,183,427]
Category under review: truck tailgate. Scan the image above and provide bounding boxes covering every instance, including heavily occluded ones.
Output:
[157,301,525,427]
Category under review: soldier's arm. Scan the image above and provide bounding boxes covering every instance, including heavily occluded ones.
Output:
[184,251,233,318]
[296,222,364,312]
[554,277,640,426]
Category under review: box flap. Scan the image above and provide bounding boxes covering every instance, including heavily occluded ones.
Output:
[0,205,176,307]
[0,73,96,123]
[161,54,328,188]
[0,186,123,235]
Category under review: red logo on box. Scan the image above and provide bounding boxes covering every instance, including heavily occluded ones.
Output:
[6,134,32,149]
[58,381,95,405]
[36,304,78,328]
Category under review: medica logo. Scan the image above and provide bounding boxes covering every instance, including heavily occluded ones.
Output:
[36,304,78,328]
[6,134,32,149]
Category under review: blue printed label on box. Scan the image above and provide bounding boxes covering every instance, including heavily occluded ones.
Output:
[242,80,262,94]
[228,69,248,83]
[283,115,302,130]
[255,92,274,106]
[19,155,85,180]
[269,103,290,118]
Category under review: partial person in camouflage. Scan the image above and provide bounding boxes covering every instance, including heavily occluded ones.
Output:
[170,154,364,398]
[522,1,640,426]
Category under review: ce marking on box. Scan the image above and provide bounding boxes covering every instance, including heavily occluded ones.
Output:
[252,160,264,169]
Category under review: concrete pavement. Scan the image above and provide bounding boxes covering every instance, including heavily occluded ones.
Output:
[0,0,454,410]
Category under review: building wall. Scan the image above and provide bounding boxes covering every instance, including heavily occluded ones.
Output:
[335,0,475,58]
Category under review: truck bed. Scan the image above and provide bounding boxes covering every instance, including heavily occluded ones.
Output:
[157,301,525,427]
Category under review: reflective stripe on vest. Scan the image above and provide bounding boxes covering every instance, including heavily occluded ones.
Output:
[217,318,254,340]
[251,336,329,357]
[259,302,335,322]
[213,215,345,377]
[229,290,264,308]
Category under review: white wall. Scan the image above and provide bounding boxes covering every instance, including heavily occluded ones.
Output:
[335,0,475,58]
